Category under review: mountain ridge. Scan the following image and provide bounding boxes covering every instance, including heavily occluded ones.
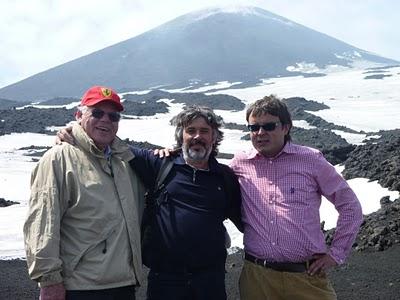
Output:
[0,6,397,102]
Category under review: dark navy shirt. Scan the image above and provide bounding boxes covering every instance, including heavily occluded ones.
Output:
[129,147,242,271]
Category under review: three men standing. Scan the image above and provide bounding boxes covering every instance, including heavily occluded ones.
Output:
[24,87,362,300]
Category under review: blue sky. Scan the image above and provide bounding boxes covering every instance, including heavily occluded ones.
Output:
[0,0,399,88]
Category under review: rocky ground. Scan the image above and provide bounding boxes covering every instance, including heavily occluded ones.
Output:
[1,246,399,300]
[2,197,399,299]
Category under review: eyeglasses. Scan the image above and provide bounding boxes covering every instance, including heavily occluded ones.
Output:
[247,122,281,132]
[91,108,121,122]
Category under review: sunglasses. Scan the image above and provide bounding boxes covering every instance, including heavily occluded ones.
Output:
[91,108,121,122]
[247,122,281,132]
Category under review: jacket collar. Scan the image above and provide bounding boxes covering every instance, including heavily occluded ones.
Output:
[72,123,134,162]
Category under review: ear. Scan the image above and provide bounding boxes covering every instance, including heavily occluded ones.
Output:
[212,130,218,144]
[75,110,82,122]
[282,124,290,135]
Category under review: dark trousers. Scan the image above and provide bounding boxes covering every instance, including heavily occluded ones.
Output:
[147,267,226,300]
[66,285,136,300]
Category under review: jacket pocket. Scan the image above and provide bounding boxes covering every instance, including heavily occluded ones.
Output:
[63,225,116,278]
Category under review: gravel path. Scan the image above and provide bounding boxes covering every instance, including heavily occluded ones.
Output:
[1,244,399,300]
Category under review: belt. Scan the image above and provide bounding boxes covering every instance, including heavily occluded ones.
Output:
[151,262,225,274]
[244,253,311,273]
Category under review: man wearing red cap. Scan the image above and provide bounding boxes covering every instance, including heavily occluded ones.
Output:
[24,86,145,300]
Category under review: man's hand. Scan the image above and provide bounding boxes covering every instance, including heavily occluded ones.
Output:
[153,148,173,158]
[56,126,74,145]
[40,283,66,300]
[307,253,337,276]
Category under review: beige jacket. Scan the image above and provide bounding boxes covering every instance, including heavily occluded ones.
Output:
[24,123,145,290]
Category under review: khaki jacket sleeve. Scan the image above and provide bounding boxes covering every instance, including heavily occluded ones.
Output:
[23,148,68,287]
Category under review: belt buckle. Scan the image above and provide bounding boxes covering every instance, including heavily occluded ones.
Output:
[255,257,267,268]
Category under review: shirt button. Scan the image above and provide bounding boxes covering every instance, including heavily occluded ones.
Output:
[269,201,273,204]
[269,160,273,164]
[272,242,276,246]
[270,220,274,224]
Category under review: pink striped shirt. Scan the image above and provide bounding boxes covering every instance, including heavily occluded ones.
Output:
[230,142,363,264]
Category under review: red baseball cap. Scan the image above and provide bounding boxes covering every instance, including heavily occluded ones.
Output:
[80,86,123,111]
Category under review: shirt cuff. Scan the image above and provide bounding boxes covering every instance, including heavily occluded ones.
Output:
[38,272,63,287]
[328,248,345,265]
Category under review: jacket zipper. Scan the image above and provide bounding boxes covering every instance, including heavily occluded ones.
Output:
[107,155,114,178]
[102,239,107,254]
[192,169,196,183]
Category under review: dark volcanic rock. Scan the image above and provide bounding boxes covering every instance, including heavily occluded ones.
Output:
[325,197,400,253]
[343,130,400,191]
[123,100,169,116]
[291,127,355,165]
[284,96,329,112]
[0,90,245,136]
[365,64,400,71]
[122,90,245,115]
[224,122,247,131]
[0,198,20,207]
[284,97,360,134]
[0,98,29,110]
[0,106,74,136]
[39,97,80,105]
[364,74,392,80]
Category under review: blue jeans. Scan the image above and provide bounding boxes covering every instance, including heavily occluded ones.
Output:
[147,267,226,300]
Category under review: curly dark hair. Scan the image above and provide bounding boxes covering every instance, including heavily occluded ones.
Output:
[171,105,224,157]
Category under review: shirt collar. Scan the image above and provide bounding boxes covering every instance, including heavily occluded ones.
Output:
[246,142,295,160]
[104,145,112,159]
[174,152,221,173]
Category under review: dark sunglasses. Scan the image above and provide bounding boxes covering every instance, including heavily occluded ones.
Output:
[91,108,121,122]
[247,122,281,132]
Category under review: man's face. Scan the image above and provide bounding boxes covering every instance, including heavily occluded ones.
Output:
[248,112,288,158]
[182,117,215,162]
[78,101,120,149]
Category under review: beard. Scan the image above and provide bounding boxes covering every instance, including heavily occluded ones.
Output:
[182,140,213,162]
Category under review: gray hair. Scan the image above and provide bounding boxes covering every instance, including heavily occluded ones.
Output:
[171,105,224,157]
[77,105,89,114]
[75,105,89,122]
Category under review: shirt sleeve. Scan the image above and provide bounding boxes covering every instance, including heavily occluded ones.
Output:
[23,149,68,287]
[314,152,363,264]
[221,164,243,232]
[129,146,160,189]
[229,154,239,172]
